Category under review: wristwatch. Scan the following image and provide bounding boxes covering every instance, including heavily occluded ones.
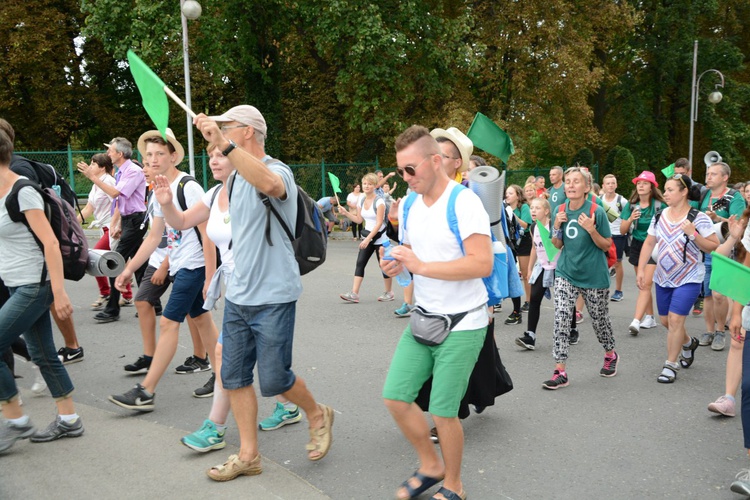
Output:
[221,140,237,157]
[688,232,697,241]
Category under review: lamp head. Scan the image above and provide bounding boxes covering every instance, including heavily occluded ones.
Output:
[181,0,202,19]
[708,91,723,104]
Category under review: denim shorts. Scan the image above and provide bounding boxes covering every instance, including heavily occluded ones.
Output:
[220,299,297,396]
[162,267,208,323]
[703,255,713,298]
[655,282,702,317]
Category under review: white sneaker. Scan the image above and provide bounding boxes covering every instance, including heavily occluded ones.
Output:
[629,319,640,336]
[640,315,658,329]
[31,365,47,395]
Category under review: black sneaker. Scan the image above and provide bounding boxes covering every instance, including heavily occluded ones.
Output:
[600,352,619,377]
[692,297,703,316]
[124,356,151,374]
[175,355,211,374]
[57,346,84,365]
[492,303,502,314]
[542,369,569,390]
[30,415,84,442]
[504,312,522,325]
[569,329,580,345]
[109,384,155,412]
[94,311,119,323]
[521,301,530,312]
[193,373,216,398]
[515,332,536,350]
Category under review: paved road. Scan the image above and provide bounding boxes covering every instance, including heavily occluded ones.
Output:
[3,235,746,499]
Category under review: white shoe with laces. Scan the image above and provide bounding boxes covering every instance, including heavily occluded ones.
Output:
[31,365,47,395]
[640,315,658,329]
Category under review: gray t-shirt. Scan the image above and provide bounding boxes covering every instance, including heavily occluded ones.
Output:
[225,156,303,306]
[0,182,47,286]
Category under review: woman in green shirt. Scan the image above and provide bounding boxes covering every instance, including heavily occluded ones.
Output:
[620,171,665,336]
[506,184,533,323]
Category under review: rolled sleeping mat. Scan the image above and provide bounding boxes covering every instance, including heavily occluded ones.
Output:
[469,166,505,241]
[713,221,729,244]
[86,249,126,277]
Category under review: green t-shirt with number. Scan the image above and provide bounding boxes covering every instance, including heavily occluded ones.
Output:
[555,199,612,289]
[620,200,661,242]
[548,184,566,214]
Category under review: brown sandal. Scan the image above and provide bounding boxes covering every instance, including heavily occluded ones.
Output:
[206,454,262,482]
[306,404,334,461]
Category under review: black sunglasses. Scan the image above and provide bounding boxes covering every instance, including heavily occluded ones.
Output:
[396,156,431,178]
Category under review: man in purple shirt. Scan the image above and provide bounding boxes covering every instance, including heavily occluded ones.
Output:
[82,137,147,322]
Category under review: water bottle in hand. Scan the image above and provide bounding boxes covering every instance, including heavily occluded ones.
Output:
[382,241,411,287]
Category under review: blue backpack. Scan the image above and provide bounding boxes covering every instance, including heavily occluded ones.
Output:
[401,184,512,304]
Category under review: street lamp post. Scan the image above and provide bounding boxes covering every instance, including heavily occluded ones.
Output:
[180,0,202,178]
[688,40,725,168]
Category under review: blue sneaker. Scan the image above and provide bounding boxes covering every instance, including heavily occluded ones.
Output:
[611,290,624,302]
[394,303,415,317]
[181,419,226,453]
[259,402,302,431]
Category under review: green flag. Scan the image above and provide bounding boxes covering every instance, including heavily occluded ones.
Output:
[709,252,750,305]
[328,172,342,194]
[661,163,675,179]
[466,112,515,163]
[536,223,560,261]
[127,50,169,139]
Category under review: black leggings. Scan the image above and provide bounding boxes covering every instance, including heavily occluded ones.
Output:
[354,241,387,278]
[351,222,363,238]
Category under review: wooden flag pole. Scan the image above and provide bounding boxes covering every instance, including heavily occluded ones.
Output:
[164,86,196,119]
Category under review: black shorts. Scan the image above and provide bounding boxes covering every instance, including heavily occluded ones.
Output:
[628,238,655,267]
[515,233,532,257]
[612,235,628,261]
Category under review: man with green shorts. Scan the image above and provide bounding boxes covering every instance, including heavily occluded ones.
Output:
[380,125,493,500]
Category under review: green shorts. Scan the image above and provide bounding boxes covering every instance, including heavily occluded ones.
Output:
[382,324,486,418]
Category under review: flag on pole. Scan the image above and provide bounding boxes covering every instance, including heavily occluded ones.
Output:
[709,252,750,305]
[466,112,515,163]
[127,50,170,139]
[536,223,560,261]
[328,172,342,194]
[661,163,675,179]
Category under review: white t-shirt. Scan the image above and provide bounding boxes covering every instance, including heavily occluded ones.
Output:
[88,173,115,229]
[153,173,205,275]
[202,185,234,272]
[346,192,363,209]
[400,181,490,330]
[360,196,387,245]
[145,190,168,269]
[0,182,46,286]
[601,192,627,236]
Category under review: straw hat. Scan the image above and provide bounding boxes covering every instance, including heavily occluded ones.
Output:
[430,127,473,173]
[137,128,185,166]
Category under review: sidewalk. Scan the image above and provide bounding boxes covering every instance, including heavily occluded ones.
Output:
[2,391,329,499]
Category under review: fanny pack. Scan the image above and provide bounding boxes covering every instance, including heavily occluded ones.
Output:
[409,304,485,346]
[361,227,386,240]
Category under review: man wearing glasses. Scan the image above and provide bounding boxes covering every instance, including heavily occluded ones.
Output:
[381,125,492,500]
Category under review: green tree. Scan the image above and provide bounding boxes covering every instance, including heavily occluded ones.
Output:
[571,148,595,168]
[612,146,636,189]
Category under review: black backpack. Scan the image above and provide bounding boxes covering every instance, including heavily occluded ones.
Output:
[5,179,89,282]
[228,167,328,275]
[653,207,700,263]
[10,155,81,216]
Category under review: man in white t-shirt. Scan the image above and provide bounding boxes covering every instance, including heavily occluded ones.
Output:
[601,174,628,301]
[380,125,492,500]
[108,129,219,412]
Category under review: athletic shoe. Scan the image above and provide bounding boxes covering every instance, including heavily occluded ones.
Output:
[175,355,211,374]
[692,297,703,316]
[0,418,35,452]
[629,319,641,336]
[492,302,502,313]
[119,297,134,307]
[378,291,395,302]
[609,266,617,277]
[711,331,726,351]
[90,295,109,310]
[30,415,84,442]
[520,301,530,312]
[542,370,569,390]
[259,402,302,431]
[699,332,715,346]
[93,311,119,323]
[610,290,624,302]
[708,396,736,417]
[731,470,750,496]
[504,311,522,325]
[394,303,415,317]
[124,355,151,374]
[193,373,215,398]
[430,426,439,444]
[575,310,585,324]
[569,329,580,345]
[109,384,155,412]
[30,365,47,395]
[181,419,226,452]
[600,352,619,377]
[340,291,359,303]
[57,346,84,365]
[640,315,658,329]
[515,332,536,350]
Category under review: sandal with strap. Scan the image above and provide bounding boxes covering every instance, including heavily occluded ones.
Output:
[657,364,677,384]
[396,470,445,499]
[679,337,699,368]
[306,404,334,461]
[431,486,467,500]
[206,454,262,482]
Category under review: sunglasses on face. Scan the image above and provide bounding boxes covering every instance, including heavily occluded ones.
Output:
[396,156,431,178]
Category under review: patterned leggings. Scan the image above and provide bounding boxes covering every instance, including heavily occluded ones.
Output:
[553,276,615,363]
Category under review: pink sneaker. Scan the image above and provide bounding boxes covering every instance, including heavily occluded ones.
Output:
[708,396,736,417]
[575,310,584,324]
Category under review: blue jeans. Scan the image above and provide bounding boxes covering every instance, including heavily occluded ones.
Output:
[0,282,74,403]
[221,300,296,396]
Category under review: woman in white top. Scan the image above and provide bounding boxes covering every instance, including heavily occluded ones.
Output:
[346,184,363,240]
[76,153,133,307]
[338,172,393,303]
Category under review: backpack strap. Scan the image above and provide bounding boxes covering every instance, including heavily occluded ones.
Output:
[176,175,203,245]
[259,192,294,246]
[398,192,419,245]
[5,179,49,283]
[446,184,467,253]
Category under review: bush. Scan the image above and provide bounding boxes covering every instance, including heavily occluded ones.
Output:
[571,147,594,168]
[604,146,626,176]
[612,147,636,190]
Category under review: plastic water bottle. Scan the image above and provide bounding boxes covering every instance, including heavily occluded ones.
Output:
[382,241,412,287]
